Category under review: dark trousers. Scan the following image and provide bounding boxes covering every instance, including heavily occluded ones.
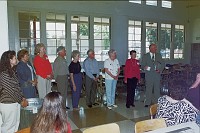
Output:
[126,77,138,106]
[71,73,82,108]
[85,75,97,105]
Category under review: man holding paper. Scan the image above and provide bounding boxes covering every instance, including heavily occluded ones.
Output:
[141,44,164,107]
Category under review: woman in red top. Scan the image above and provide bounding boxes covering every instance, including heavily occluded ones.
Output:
[31,92,72,133]
[124,50,140,108]
[33,43,53,99]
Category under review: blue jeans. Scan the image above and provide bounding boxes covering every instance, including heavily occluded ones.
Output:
[105,79,117,106]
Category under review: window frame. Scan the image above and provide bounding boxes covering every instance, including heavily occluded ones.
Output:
[46,13,66,63]
[93,17,111,61]
[128,20,142,59]
[71,15,89,62]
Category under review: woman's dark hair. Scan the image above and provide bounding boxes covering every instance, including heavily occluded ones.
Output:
[130,50,136,55]
[31,92,68,133]
[168,79,188,100]
[0,50,16,77]
[17,49,28,61]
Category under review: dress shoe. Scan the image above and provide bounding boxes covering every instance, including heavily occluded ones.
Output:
[66,107,70,109]
[144,105,149,108]
[126,104,130,108]
[93,103,99,106]
[88,105,92,108]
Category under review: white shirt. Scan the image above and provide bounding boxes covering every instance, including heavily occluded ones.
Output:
[104,58,120,79]
[27,63,34,80]
[150,52,155,60]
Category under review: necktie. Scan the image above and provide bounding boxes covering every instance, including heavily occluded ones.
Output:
[152,54,155,61]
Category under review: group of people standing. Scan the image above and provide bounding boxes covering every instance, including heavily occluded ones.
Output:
[0,42,122,132]
[1,41,199,132]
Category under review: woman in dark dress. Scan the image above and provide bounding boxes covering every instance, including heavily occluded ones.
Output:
[17,49,37,98]
[69,50,82,110]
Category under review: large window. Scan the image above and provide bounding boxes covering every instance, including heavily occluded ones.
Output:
[146,0,157,6]
[18,12,40,56]
[162,0,172,8]
[174,25,184,59]
[145,22,157,52]
[71,16,89,62]
[160,23,171,59]
[129,0,141,4]
[46,13,65,62]
[94,17,110,61]
[128,20,142,59]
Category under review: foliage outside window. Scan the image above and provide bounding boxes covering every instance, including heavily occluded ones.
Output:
[160,23,171,59]
[174,25,184,59]
[129,0,141,4]
[94,17,110,61]
[146,22,157,52]
[46,13,66,63]
[128,20,142,59]
[71,15,89,62]
[146,0,157,6]
[18,12,40,56]
[162,0,172,8]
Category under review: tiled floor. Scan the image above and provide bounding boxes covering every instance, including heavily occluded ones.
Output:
[65,90,150,133]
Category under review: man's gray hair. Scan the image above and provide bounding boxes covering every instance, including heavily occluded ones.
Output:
[71,50,80,59]
[57,46,65,53]
[87,49,94,55]
[108,49,116,56]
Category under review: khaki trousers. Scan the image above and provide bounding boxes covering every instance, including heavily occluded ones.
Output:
[0,103,20,133]
[37,76,51,99]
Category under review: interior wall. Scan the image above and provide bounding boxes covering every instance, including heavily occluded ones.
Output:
[0,0,9,57]
[7,1,190,65]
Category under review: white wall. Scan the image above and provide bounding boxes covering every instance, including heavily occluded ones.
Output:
[0,0,9,57]
[7,1,189,65]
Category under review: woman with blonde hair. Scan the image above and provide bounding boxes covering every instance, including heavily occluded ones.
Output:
[68,50,82,110]
[30,91,72,133]
[33,43,53,99]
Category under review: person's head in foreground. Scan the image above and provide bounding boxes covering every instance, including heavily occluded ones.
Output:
[31,92,70,133]
[168,79,188,100]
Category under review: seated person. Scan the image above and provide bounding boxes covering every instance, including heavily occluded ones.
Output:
[156,79,199,126]
[187,73,200,111]
[31,92,72,133]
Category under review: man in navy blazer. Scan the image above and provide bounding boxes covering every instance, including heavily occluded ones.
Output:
[141,44,164,107]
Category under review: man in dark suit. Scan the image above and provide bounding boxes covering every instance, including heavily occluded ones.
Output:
[141,44,164,107]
